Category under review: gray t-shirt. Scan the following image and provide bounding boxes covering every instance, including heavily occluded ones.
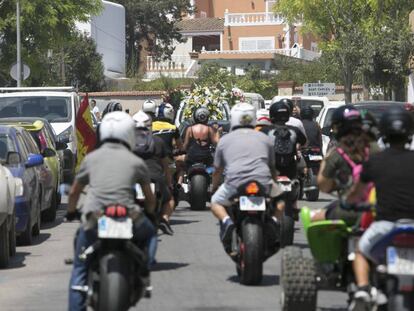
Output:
[76,142,150,213]
[214,128,275,188]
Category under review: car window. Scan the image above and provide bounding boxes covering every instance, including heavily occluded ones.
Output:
[15,133,29,159]
[42,127,56,149]
[323,108,336,129]
[0,134,14,161]
[295,100,324,117]
[355,104,403,122]
[21,130,40,154]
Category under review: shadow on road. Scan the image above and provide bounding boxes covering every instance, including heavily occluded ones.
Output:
[41,205,67,230]
[7,251,30,269]
[319,307,347,311]
[170,219,200,226]
[152,262,189,272]
[32,233,51,246]
[227,274,280,286]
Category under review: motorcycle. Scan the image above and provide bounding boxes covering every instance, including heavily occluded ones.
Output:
[276,176,300,246]
[301,147,323,202]
[83,206,148,311]
[187,163,214,211]
[227,180,280,285]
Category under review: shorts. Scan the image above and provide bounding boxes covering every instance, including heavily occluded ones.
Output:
[325,200,360,226]
[358,221,394,263]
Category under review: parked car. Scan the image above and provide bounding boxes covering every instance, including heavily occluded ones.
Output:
[316,101,346,156]
[0,156,22,267]
[0,119,66,222]
[244,92,265,111]
[0,125,45,245]
[271,96,329,119]
[0,87,80,183]
[353,100,414,121]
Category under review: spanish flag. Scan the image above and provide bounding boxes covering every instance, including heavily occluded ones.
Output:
[76,94,96,170]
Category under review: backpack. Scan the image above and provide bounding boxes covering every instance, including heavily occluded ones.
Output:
[133,129,155,160]
[336,147,373,201]
[270,126,297,168]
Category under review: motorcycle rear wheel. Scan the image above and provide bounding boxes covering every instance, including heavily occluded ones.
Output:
[305,171,319,202]
[190,174,208,211]
[239,221,263,285]
[99,252,130,311]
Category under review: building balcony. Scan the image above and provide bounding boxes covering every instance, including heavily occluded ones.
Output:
[145,55,200,79]
[224,12,284,26]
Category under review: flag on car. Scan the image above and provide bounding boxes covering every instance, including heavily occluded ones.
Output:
[76,94,96,170]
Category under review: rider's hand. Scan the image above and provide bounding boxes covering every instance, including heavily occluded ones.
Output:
[65,209,81,222]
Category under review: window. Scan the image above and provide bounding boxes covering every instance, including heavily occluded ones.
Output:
[239,37,275,51]
[266,0,277,13]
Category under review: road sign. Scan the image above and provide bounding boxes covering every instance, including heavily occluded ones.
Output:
[303,83,336,96]
[10,62,30,81]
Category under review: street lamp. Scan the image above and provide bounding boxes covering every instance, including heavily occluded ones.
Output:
[16,0,21,87]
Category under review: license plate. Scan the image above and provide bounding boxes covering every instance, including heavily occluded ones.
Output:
[135,183,155,200]
[278,183,292,192]
[239,196,266,211]
[309,155,323,161]
[387,247,414,275]
[98,216,133,239]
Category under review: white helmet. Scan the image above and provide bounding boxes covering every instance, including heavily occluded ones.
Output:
[99,111,136,149]
[230,102,256,130]
[133,110,152,129]
[142,100,157,115]
[163,103,175,121]
[256,109,272,126]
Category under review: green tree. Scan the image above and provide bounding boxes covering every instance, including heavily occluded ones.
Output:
[113,0,193,77]
[0,0,102,86]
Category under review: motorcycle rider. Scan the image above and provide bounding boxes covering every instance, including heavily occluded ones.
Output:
[301,106,322,150]
[133,110,175,235]
[67,111,157,310]
[347,108,414,310]
[255,109,272,132]
[142,100,158,120]
[211,102,283,255]
[101,101,123,119]
[311,105,371,223]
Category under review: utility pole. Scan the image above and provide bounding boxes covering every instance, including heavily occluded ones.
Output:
[16,0,21,87]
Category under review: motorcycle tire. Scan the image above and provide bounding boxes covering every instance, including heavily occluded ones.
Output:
[281,247,317,311]
[280,207,295,247]
[99,252,130,311]
[190,174,208,211]
[239,220,264,285]
[387,293,414,311]
[0,220,10,268]
[305,171,319,202]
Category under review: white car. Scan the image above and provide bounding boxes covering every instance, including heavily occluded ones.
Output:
[316,101,346,155]
[271,95,330,119]
[0,87,80,182]
[0,157,22,268]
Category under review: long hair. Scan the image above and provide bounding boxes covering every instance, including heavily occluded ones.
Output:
[338,130,369,162]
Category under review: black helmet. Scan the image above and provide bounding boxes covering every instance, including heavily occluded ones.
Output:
[331,105,362,139]
[193,107,210,124]
[278,98,294,115]
[102,102,123,118]
[380,107,414,142]
[301,106,314,120]
[269,101,290,123]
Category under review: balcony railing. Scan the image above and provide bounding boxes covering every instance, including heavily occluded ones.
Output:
[145,55,200,79]
[200,48,321,61]
[224,12,284,26]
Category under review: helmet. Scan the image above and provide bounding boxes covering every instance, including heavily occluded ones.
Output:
[269,101,290,123]
[133,110,152,129]
[143,100,157,115]
[99,111,136,149]
[256,109,272,126]
[301,106,314,120]
[380,107,414,142]
[102,102,122,118]
[361,111,380,139]
[158,103,175,121]
[230,102,256,130]
[276,98,294,115]
[331,105,362,139]
[193,107,210,124]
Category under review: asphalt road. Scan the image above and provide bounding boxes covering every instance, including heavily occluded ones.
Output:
[0,194,348,311]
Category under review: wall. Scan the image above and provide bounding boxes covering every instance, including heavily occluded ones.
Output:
[195,0,213,17]
[222,25,285,50]
[212,0,267,17]
[171,37,193,56]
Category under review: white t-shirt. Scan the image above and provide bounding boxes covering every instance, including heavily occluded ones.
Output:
[286,116,307,138]
[92,106,100,119]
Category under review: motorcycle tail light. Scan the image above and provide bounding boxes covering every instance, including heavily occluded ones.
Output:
[392,234,414,248]
[245,182,259,195]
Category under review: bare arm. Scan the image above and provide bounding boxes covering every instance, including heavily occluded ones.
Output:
[68,181,85,213]
[317,160,336,193]
[209,127,220,145]
[212,166,224,192]
[142,183,156,215]
[182,127,191,151]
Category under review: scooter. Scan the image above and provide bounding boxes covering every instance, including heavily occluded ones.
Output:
[301,147,323,202]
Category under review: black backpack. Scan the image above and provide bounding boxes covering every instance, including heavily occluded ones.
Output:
[133,129,155,160]
[270,126,297,168]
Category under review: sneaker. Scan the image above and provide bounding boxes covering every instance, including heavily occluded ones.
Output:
[349,289,371,311]
[159,218,174,236]
[142,276,152,298]
[220,218,235,254]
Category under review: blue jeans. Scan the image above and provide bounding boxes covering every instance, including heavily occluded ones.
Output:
[68,216,157,311]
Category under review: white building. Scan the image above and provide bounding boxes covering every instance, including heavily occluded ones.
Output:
[77,1,126,79]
